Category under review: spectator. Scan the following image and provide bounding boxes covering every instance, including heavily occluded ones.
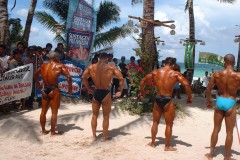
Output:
[118,56,127,71]
[54,43,65,61]
[8,49,25,109]
[173,58,181,99]
[111,58,120,98]
[202,71,210,97]
[0,44,10,73]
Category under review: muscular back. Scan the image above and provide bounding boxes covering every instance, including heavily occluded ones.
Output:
[212,69,240,98]
[151,67,189,96]
[41,62,64,86]
[87,62,117,90]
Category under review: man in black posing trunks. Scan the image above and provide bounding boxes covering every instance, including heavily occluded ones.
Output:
[140,57,192,151]
[82,53,123,142]
[34,52,72,135]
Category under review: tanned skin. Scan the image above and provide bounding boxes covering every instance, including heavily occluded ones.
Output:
[140,58,192,151]
[34,52,72,136]
[205,54,240,160]
[82,54,123,142]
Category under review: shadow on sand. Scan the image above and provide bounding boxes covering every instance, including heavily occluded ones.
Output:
[205,145,240,158]
[145,135,192,148]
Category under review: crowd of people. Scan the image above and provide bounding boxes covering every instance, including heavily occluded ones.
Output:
[0,42,66,111]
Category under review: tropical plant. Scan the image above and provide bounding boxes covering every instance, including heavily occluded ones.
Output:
[34,0,132,48]
[22,0,38,45]
[217,0,235,3]
[184,0,235,83]
[8,18,23,47]
[0,0,9,45]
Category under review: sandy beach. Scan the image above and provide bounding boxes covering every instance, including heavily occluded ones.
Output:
[0,95,240,160]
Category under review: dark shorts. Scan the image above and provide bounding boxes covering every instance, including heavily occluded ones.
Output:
[43,86,58,95]
[93,89,110,102]
[155,95,172,109]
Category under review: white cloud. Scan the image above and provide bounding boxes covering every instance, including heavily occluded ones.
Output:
[15,9,28,18]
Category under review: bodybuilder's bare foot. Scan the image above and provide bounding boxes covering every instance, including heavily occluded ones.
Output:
[92,136,97,142]
[50,131,64,136]
[224,157,236,160]
[41,130,50,135]
[164,146,177,151]
[147,142,156,148]
[205,148,214,160]
[205,153,213,160]
[101,137,112,142]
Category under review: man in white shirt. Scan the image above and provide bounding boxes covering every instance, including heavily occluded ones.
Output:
[202,71,209,97]
[0,44,10,73]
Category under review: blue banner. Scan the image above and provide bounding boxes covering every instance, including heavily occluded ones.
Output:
[66,0,96,66]
[35,60,85,99]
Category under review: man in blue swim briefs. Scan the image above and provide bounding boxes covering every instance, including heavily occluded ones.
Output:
[140,57,192,151]
[205,54,239,160]
[82,52,123,142]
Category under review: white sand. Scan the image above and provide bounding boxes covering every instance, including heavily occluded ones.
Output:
[0,95,240,160]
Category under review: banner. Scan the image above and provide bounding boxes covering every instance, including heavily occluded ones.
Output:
[35,60,85,99]
[66,0,96,66]
[198,52,224,67]
[59,60,85,98]
[0,64,33,105]
[184,42,195,69]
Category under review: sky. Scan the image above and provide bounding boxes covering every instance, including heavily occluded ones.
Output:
[7,0,240,63]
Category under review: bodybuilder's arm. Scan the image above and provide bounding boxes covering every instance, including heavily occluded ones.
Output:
[177,72,192,103]
[140,73,153,98]
[206,73,215,108]
[82,67,91,91]
[34,67,42,89]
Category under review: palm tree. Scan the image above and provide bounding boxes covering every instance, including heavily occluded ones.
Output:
[22,0,38,46]
[34,0,132,49]
[132,0,156,73]
[184,0,235,83]
[0,0,9,45]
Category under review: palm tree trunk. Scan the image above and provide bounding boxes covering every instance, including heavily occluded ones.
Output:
[0,0,9,45]
[188,0,195,84]
[141,0,156,73]
[22,0,38,45]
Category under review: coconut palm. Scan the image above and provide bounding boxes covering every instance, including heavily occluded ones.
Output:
[34,0,132,48]
[131,0,156,72]
[0,0,9,45]
[22,0,38,45]
[184,0,235,83]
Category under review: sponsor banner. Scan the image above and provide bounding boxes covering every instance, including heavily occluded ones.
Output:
[66,0,96,66]
[59,60,85,98]
[184,42,195,69]
[66,29,93,61]
[35,60,85,99]
[198,52,224,67]
[0,64,33,105]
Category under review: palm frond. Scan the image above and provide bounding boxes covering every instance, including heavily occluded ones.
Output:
[185,0,189,12]
[42,0,69,21]
[131,0,143,5]
[217,0,235,3]
[94,24,132,48]
[96,1,121,32]
[53,34,66,44]
[34,11,59,31]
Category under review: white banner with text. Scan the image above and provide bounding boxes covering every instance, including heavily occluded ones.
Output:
[0,64,33,105]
